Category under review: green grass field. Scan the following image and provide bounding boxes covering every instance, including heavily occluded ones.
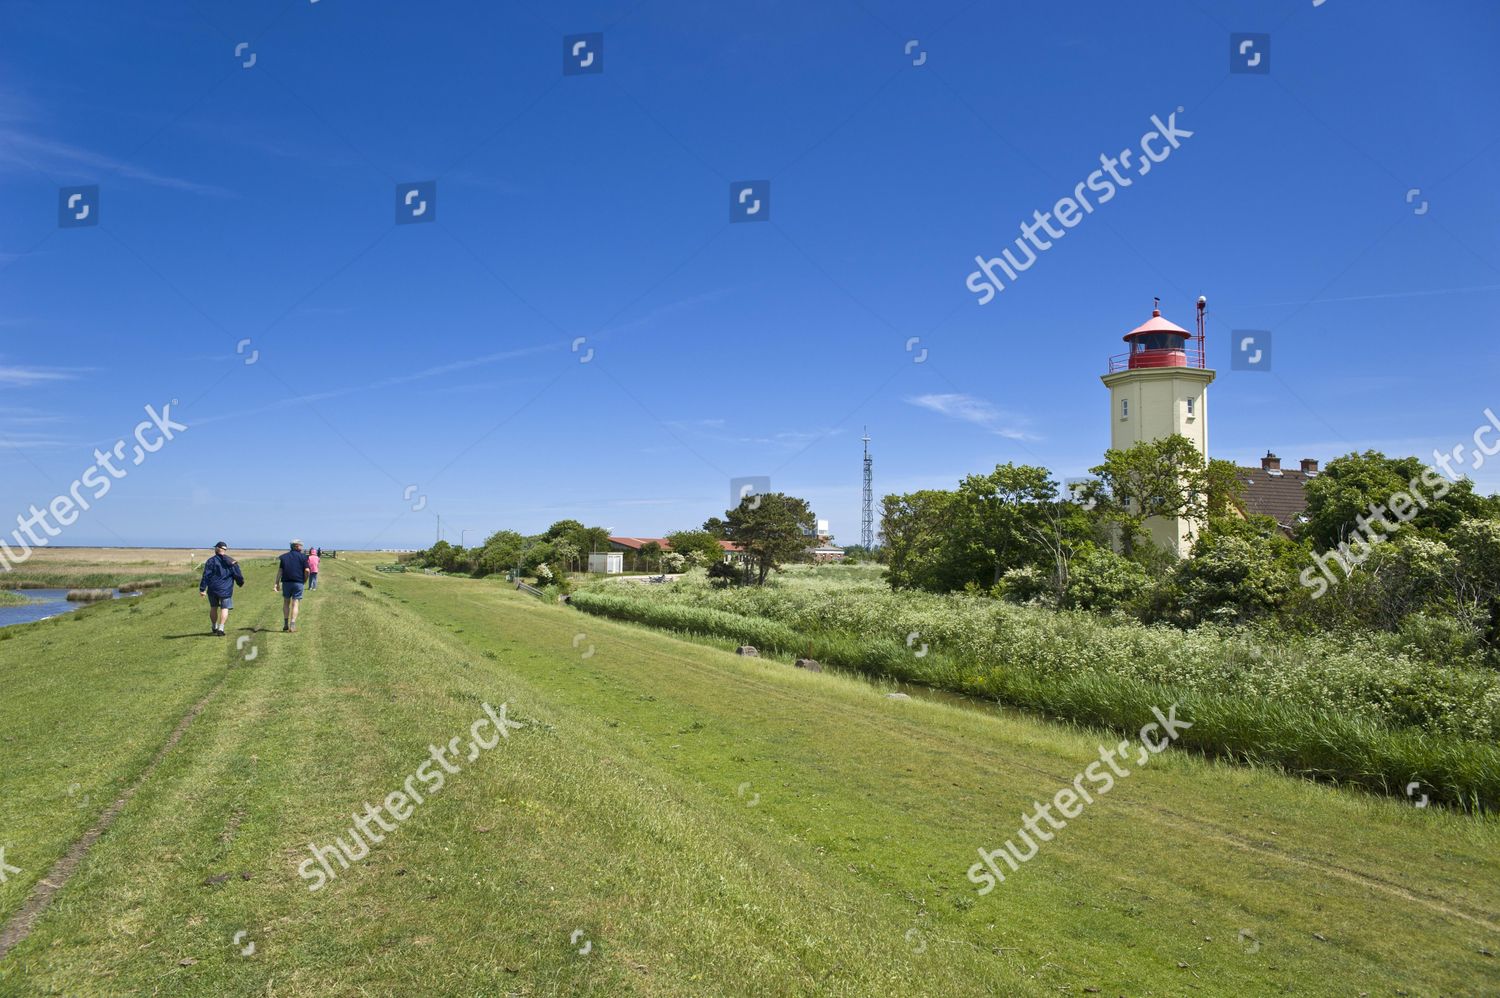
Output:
[0,554,1496,996]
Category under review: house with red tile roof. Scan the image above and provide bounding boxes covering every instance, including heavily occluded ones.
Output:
[1234,452,1318,535]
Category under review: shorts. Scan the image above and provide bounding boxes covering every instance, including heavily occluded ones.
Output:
[208,593,233,610]
[282,582,305,600]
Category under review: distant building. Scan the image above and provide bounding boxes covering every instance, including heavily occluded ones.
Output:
[1234,453,1318,535]
[588,551,624,574]
[608,536,745,567]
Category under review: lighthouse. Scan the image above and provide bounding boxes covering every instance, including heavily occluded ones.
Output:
[1100,297,1216,557]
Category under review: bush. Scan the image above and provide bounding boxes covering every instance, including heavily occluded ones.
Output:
[1065,548,1150,615]
[997,565,1050,605]
[1395,611,1484,667]
[1172,521,1300,625]
[706,561,741,588]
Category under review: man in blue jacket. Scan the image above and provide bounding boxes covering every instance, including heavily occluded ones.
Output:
[275,539,311,633]
[199,541,245,636]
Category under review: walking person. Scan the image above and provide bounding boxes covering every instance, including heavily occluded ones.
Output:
[306,547,321,590]
[198,541,245,636]
[274,539,311,632]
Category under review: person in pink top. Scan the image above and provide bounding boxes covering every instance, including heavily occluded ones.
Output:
[307,548,321,590]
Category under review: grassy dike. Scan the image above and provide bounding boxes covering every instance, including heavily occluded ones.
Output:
[567,587,1500,810]
[0,556,1495,995]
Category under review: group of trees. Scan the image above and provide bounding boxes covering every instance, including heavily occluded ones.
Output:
[882,435,1500,662]
[406,492,824,590]
[413,519,612,582]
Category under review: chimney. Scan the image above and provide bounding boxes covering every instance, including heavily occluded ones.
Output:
[1300,458,1319,475]
[1261,451,1281,472]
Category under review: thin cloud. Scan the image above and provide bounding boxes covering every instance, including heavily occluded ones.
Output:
[662,419,840,449]
[0,363,82,387]
[0,432,70,450]
[0,406,71,449]
[598,289,733,339]
[906,393,1038,441]
[191,342,560,425]
[0,126,233,197]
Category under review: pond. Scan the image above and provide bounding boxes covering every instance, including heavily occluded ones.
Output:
[0,589,135,628]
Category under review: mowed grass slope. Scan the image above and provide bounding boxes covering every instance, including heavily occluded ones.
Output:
[0,556,1493,996]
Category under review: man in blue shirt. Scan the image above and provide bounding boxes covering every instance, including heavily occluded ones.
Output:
[275,539,311,632]
[198,541,245,636]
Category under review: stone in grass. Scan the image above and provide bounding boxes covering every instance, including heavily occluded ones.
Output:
[886,692,911,700]
[736,646,758,656]
[794,658,821,672]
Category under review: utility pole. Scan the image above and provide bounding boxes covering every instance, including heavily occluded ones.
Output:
[861,428,874,549]
[435,514,441,545]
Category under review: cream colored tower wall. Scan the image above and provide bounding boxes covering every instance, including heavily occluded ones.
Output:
[1100,367,1217,558]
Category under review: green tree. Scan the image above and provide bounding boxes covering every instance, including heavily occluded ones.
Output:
[1299,451,1492,550]
[638,541,663,573]
[725,492,816,585]
[578,526,612,556]
[522,539,556,574]
[476,530,525,577]
[665,529,725,567]
[954,463,1057,585]
[1206,458,1246,518]
[543,519,587,541]
[880,489,967,591]
[1022,496,1100,603]
[553,539,580,574]
[1086,435,1212,556]
[1448,517,1500,652]
[423,540,454,570]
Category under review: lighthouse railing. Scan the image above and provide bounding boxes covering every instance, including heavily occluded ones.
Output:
[1107,348,1207,372]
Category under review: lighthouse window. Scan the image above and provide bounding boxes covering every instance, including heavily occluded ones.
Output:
[1121,399,1129,418]
[1186,398,1195,416]
[1138,333,1184,351]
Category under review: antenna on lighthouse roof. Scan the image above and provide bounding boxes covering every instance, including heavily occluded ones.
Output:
[1195,294,1208,368]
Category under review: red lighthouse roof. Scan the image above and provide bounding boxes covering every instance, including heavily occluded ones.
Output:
[1123,308,1191,342]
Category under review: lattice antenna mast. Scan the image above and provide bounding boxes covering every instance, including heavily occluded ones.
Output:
[861,428,874,549]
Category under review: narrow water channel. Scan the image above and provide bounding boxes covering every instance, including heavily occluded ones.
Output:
[0,589,132,628]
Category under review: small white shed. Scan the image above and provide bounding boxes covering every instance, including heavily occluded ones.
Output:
[588,552,624,574]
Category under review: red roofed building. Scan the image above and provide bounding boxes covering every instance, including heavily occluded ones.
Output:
[607,536,745,569]
[1234,453,1318,535]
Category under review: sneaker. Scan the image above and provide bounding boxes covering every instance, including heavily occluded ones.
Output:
[289,621,298,632]
[282,623,290,632]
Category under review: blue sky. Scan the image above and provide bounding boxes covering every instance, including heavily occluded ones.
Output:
[2,0,1498,550]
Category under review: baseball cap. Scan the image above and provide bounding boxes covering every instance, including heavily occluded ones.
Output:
[214,541,229,551]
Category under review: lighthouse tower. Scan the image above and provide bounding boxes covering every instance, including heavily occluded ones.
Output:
[1099,297,1216,557]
